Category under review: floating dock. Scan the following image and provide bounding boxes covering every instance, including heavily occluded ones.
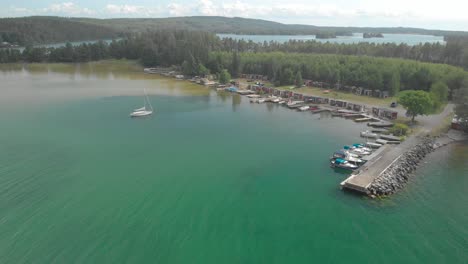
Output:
[368,121,394,128]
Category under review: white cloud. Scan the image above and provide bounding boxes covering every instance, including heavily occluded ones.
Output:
[105,4,162,16]
[2,1,468,31]
[196,0,218,16]
[168,3,191,16]
[43,2,95,16]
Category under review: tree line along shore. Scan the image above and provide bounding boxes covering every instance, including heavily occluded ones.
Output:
[1,30,467,129]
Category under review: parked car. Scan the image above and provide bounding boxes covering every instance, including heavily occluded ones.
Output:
[390,102,398,108]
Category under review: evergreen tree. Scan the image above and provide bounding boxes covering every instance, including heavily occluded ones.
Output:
[295,71,303,87]
[389,71,401,96]
[218,69,231,84]
[231,51,240,78]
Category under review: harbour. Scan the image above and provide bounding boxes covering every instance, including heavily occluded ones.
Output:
[0,62,467,263]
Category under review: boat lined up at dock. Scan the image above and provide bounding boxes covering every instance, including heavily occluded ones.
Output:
[365,142,383,149]
[299,105,310,111]
[344,145,371,156]
[360,130,379,138]
[287,100,304,108]
[330,159,358,170]
[329,142,380,171]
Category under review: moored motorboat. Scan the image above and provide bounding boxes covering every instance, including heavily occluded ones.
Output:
[143,68,158,74]
[352,144,372,152]
[287,100,304,108]
[360,130,379,138]
[364,142,383,149]
[330,158,358,170]
[332,150,365,164]
[344,145,371,155]
[257,98,266,103]
[299,105,310,111]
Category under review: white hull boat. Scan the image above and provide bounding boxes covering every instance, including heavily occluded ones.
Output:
[130,88,154,118]
[130,110,153,117]
[352,144,372,152]
[365,142,383,149]
[360,130,379,139]
[257,98,266,103]
[344,146,371,156]
[299,106,310,111]
[349,149,371,156]
[287,101,304,108]
[330,158,358,170]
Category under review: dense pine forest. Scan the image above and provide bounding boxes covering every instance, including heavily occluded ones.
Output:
[221,36,468,69]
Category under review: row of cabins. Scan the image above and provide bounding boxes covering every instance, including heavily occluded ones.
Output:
[240,74,269,81]
[240,74,391,98]
[292,79,391,98]
[247,84,398,119]
[334,84,391,98]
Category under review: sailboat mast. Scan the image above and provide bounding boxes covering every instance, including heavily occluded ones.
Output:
[143,88,153,111]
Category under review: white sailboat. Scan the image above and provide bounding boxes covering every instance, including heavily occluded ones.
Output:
[130,89,153,117]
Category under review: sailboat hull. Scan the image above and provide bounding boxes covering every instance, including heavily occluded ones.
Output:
[130,111,153,117]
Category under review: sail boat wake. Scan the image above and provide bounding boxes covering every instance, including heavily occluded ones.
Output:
[130,88,153,117]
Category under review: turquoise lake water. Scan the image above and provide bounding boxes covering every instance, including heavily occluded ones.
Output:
[0,64,466,263]
[217,33,445,45]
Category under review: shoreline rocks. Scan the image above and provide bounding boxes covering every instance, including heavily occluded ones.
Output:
[368,137,435,196]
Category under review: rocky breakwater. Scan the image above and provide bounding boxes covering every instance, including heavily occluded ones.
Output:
[368,137,435,196]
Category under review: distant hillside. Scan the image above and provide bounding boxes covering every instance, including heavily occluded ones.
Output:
[1,16,468,45]
[0,16,119,45]
[77,16,468,36]
[74,16,338,35]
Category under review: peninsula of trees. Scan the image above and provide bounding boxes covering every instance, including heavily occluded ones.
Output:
[2,16,468,46]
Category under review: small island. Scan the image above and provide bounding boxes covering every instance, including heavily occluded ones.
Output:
[363,33,384,38]
[315,32,337,39]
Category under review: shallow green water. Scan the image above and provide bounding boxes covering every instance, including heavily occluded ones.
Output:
[0,63,466,263]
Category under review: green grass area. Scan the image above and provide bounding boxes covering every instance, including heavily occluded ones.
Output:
[276,86,396,107]
[237,78,397,107]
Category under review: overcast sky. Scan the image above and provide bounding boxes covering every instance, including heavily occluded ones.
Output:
[1,0,467,31]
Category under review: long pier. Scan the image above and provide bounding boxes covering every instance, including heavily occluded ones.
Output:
[340,140,415,194]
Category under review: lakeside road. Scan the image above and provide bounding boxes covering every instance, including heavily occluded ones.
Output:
[342,104,462,195]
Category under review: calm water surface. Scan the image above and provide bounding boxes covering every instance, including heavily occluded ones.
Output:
[0,63,466,263]
[218,33,445,45]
